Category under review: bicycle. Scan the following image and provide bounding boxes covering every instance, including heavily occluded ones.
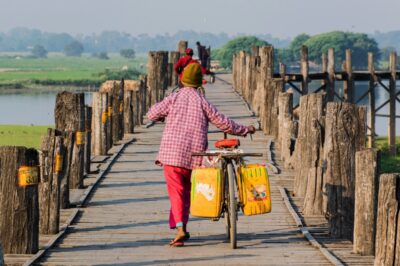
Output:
[192,136,262,249]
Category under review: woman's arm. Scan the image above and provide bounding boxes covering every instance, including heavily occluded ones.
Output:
[147,94,175,122]
[202,98,249,136]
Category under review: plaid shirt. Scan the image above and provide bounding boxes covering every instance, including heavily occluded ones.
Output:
[147,87,249,169]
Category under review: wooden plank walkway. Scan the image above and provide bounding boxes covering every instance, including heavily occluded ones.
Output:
[38,75,331,265]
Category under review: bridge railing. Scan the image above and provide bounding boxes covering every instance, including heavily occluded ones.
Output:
[233,45,399,263]
[0,40,190,262]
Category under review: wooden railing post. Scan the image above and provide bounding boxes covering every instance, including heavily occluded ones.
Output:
[324,102,366,239]
[389,52,397,156]
[0,147,39,254]
[55,92,85,189]
[169,51,180,87]
[327,48,335,101]
[293,93,325,199]
[374,174,400,266]
[300,45,309,94]
[177,40,188,55]
[60,131,73,209]
[368,53,376,148]
[353,148,380,255]
[85,105,92,174]
[344,49,354,103]
[39,129,64,235]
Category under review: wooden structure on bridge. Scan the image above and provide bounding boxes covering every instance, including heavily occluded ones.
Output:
[233,45,400,265]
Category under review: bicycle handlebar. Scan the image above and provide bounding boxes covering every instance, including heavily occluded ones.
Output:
[191,152,263,158]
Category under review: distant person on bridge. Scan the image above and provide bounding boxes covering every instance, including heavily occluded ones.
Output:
[196,41,210,69]
[147,63,255,247]
[174,47,214,89]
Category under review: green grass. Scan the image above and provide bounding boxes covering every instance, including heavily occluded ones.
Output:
[0,54,146,87]
[0,125,53,149]
[376,137,400,173]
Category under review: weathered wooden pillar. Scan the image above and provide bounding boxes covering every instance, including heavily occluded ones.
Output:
[84,105,92,174]
[237,51,246,94]
[39,129,64,235]
[326,48,335,101]
[106,92,113,150]
[389,52,397,156]
[0,147,39,254]
[55,91,85,189]
[321,52,327,87]
[91,92,101,156]
[170,51,180,87]
[353,149,380,255]
[278,92,296,168]
[100,93,108,154]
[300,45,309,94]
[264,79,284,138]
[139,77,147,125]
[368,53,376,148]
[257,46,274,127]
[324,102,366,239]
[0,245,3,265]
[279,63,286,82]
[243,54,252,102]
[110,81,124,144]
[232,53,237,90]
[293,93,325,198]
[251,46,259,56]
[60,131,73,209]
[124,88,134,134]
[374,174,400,266]
[147,51,169,106]
[343,49,354,103]
[177,40,188,55]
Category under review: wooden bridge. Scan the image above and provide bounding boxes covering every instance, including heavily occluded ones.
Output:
[0,41,398,265]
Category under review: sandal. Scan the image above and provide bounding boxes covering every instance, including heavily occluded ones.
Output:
[184,232,190,241]
[169,239,184,247]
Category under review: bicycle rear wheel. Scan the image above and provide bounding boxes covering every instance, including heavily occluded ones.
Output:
[227,162,237,249]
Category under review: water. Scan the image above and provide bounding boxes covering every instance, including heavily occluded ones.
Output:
[0,91,93,125]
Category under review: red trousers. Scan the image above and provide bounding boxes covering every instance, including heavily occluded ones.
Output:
[163,165,192,229]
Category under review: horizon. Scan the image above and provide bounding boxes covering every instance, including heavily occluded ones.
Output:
[1,0,399,39]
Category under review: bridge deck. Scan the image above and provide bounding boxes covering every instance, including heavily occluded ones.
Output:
[39,75,331,265]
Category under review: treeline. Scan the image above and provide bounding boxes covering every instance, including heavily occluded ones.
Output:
[0,27,289,54]
[214,31,385,70]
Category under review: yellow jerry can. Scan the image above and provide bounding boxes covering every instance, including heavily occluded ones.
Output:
[190,168,223,218]
[237,164,271,216]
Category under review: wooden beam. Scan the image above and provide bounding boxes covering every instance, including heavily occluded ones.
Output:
[287,81,303,95]
[344,49,354,103]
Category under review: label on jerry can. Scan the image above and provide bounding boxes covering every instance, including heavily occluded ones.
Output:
[18,166,39,187]
[108,107,112,117]
[76,131,86,145]
[102,111,108,124]
[54,154,63,173]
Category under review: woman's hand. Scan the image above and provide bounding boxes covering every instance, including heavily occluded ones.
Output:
[247,125,256,135]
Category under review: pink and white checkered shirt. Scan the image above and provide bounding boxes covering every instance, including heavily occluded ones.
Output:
[147,87,249,169]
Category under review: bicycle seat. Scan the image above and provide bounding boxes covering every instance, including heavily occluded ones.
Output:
[214,139,240,149]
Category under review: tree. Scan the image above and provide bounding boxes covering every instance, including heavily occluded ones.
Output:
[31,44,47,58]
[120,48,135,59]
[216,36,270,68]
[304,31,380,68]
[97,52,109,60]
[64,41,84,57]
[289,33,311,61]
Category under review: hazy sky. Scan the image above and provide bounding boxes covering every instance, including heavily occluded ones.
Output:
[1,0,399,38]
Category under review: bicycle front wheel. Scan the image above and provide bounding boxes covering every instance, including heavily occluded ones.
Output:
[227,162,237,249]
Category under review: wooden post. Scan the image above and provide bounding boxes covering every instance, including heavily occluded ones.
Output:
[257,46,274,126]
[91,92,101,156]
[344,49,354,103]
[39,129,64,235]
[327,48,335,101]
[353,149,380,255]
[0,147,39,254]
[106,92,113,150]
[279,62,286,82]
[124,89,134,134]
[368,53,376,148]
[147,51,169,106]
[0,245,3,265]
[237,51,246,94]
[177,40,188,55]
[389,52,397,156]
[60,131,73,209]
[84,105,92,174]
[139,75,148,119]
[321,52,327,87]
[374,174,400,266]
[278,92,294,163]
[251,46,259,56]
[232,54,237,90]
[170,51,180,87]
[300,45,309,94]
[324,102,366,239]
[293,93,325,198]
[109,81,123,144]
[55,92,85,189]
